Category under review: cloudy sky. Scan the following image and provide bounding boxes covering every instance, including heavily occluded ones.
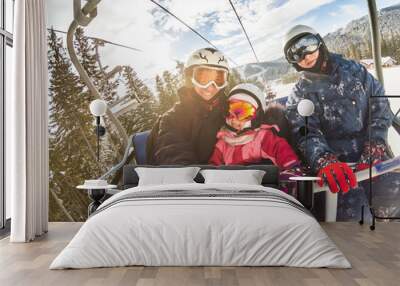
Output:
[47,0,400,84]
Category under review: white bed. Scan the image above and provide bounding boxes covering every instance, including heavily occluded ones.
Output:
[50,183,350,269]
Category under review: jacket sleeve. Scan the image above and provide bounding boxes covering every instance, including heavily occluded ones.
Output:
[260,130,300,170]
[357,63,393,144]
[151,103,198,164]
[285,85,335,173]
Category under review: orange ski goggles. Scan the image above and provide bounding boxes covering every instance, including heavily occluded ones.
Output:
[228,100,257,121]
[192,66,228,89]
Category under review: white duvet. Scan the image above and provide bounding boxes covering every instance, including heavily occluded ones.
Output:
[50,183,351,269]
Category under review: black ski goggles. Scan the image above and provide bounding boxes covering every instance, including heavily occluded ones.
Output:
[285,34,322,64]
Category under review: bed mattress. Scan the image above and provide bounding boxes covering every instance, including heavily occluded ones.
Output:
[50,183,350,269]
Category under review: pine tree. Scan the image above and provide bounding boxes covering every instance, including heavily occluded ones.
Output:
[48,28,99,221]
[118,66,159,135]
[74,28,119,104]
[347,42,361,60]
[381,37,389,57]
[163,70,180,102]
[73,28,123,171]
[93,39,121,105]
[156,70,180,114]
[48,28,162,220]
[123,66,152,102]
[227,69,244,91]
[155,74,164,92]
[175,61,185,86]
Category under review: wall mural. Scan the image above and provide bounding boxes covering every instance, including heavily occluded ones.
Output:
[47,0,400,222]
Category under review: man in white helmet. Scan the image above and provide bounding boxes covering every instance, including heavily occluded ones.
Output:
[147,47,230,164]
[283,25,397,221]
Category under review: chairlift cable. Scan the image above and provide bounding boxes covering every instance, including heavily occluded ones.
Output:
[48,28,143,52]
[50,28,183,85]
[149,0,239,67]
[228,0,259,63]
[228,0,271,93]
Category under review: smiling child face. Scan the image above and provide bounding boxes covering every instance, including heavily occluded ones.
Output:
[227,100,256,131]
[227,117,248,131]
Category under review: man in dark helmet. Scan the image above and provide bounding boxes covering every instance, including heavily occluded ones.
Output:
[284,25,399,221]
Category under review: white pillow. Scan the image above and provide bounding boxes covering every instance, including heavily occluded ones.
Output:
[135,167,200,186]
[200,169,266,185]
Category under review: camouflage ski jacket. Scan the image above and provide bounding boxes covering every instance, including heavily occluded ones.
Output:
[285,53,393,173]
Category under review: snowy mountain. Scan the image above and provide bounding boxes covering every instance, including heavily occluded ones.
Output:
[324,4,400,57]
[238,3,400,83]
[236,58,292,82]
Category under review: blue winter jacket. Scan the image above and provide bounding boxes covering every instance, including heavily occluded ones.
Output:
[285,54,393,173]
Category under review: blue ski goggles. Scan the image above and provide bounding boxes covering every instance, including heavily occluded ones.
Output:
[286,34,322,64]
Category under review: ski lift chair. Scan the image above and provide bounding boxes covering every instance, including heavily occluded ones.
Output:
[132,130,151,165]
[103,96,399,221]
[99,130,150,183]
[98,125,329,220]
[111,98,398,220]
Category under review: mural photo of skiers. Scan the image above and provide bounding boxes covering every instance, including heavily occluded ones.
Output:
[47,0,400,222]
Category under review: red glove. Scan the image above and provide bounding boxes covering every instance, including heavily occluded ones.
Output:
[316,153,357,194]
[317,162,357,193]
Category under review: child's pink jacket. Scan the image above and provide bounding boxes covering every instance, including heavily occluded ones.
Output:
[209,124,299,169]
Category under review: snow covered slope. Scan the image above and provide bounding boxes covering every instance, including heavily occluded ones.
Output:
[382,67,400,156]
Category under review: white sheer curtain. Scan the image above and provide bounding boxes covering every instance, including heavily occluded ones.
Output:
[7,0,49,242]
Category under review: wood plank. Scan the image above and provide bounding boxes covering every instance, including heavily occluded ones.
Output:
[0,222,399,286]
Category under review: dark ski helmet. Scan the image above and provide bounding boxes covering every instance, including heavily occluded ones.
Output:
[284,25,318,57]
[283,25,329,73]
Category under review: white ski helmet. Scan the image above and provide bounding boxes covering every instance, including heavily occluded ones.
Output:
[229,83,267,112]
[283,25,318,57]
[185,47,230,71]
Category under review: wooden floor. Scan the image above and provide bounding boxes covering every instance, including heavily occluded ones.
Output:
[0,222,399,286]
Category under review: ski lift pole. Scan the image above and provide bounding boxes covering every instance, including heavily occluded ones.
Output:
[67,0,129,148]
[367,0,384,86]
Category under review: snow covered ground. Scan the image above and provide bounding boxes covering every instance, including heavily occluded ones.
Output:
[381,66,400,156]
[271,81,295,100]
[271,66,400,156]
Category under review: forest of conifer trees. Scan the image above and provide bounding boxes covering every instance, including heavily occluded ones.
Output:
[47,28,247,221]
[335,33,400,63]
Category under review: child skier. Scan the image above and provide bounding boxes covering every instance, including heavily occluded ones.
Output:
[283,24,398,220]
[209,83,302,178]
